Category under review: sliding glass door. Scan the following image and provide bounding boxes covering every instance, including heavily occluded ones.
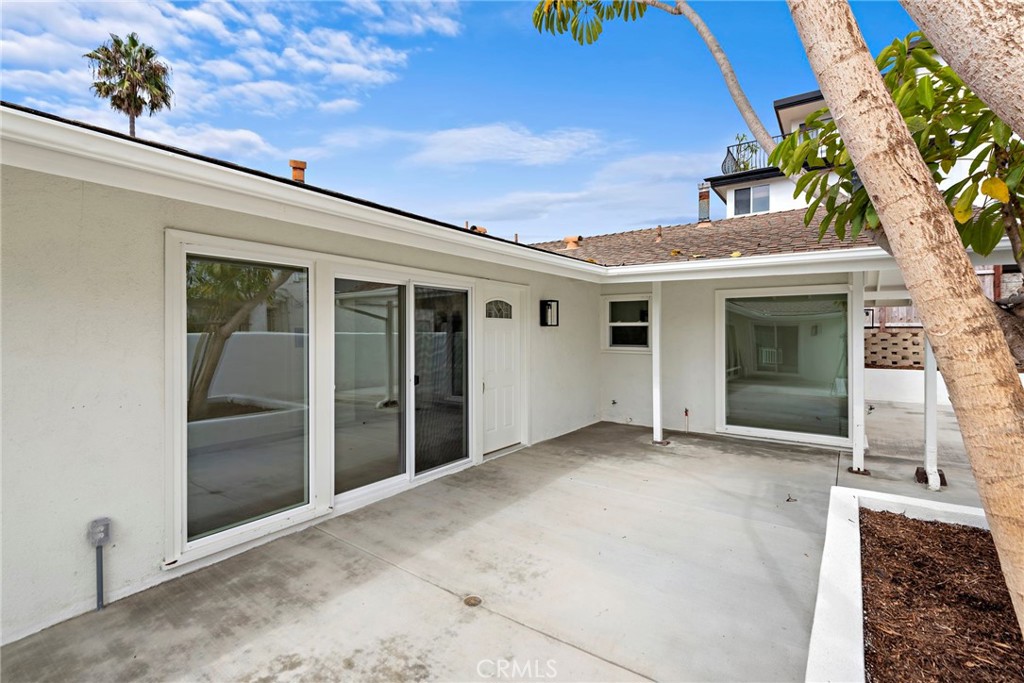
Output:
[185,255,309,541]
[414,286,469,473]
[173,235,478,563]
[334,278,406,494]
[723,291,849,440]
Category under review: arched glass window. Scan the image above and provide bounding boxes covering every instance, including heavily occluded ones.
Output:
[485,300,512,319]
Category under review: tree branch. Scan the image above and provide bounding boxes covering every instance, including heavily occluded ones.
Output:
[639,0,779,155]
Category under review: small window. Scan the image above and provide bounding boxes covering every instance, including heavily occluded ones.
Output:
[485,300,512,319]
[605,297,650,350]
[735,184,770,215]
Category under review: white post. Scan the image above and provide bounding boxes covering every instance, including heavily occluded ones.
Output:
[851,272,867,472]
[651,281,664,444]
[924,339,940,490]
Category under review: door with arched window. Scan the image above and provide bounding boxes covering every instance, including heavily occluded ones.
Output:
[482,287,521,453]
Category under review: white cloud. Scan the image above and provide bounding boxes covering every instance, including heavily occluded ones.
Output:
[153,122,280,158]
[0,1,440,127]
[408,124,604,166]
[448,150,723,233]
[254,12,285,35]
[214,80,309,116]
[200,59,253,82]
[344,1,462,37]
[315,122,605,167]
[318,98,362,114]
[2,67,92,97]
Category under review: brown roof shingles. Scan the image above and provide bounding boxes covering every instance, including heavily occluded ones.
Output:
[531,208,874,266]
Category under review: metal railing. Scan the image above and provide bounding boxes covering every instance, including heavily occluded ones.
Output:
[720,134,786,175]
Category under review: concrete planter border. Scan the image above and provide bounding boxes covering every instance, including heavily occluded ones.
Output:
[187,394,307,452]
[805,486,987,682]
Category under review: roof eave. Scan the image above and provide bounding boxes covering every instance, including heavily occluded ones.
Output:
[0,105,607,282]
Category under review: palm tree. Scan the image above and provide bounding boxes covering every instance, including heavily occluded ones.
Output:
[84,32,173,138]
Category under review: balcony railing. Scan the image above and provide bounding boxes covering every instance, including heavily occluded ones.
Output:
[720,134,786,175]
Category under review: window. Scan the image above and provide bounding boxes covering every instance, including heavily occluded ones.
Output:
[485,300,512,319]
[735,184,770,215]
[185,255,311,541]
[604,297,650,350]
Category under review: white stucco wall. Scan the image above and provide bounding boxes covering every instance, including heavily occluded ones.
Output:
[865,367,1024,406]
[0,165,601,643]
[599,274,851,434]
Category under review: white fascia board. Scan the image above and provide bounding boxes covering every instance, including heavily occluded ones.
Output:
[605,246,894,282]
[0,108,604,283]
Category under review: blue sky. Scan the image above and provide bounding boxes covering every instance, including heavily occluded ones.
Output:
[0,1,917,242]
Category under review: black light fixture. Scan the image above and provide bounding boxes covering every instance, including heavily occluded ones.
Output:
[540,300,559,327]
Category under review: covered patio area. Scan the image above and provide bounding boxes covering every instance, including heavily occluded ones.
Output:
[1,416,977,682]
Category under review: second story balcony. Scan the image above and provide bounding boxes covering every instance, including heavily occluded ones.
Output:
[720,134,786,175]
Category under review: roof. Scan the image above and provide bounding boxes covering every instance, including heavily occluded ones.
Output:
[531,208,873,266]
[0,100,579,265]
[773,90,824,111]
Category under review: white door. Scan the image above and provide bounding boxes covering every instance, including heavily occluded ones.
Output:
[482,292,520,453]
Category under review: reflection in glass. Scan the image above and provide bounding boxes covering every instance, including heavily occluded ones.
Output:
[334,279,406,494]
[415,287,468,473]
[185,256,309,540]
[725,293,848,438]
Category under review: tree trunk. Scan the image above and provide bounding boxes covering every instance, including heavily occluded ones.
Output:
[186,270,292,421]
[129,113,136,138]
[187,329,228,421]
[900,0,1024,136]
[787,0,1024,631]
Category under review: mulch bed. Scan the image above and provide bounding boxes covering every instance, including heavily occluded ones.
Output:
[860,509,1024,682]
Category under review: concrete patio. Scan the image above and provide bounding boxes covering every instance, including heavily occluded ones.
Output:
[1,405,978,682]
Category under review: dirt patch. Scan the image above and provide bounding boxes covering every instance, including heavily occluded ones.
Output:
[860,509,1024,682]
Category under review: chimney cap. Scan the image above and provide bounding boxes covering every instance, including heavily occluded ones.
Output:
[289,159,307,170]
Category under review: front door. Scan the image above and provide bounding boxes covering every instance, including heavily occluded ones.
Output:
[482,288,521,453]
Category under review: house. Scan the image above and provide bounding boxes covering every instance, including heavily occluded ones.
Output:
[0,96,1018,646]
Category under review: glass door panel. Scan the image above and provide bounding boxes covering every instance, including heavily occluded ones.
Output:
[185,255,309,541]
[414,286,468,473]
[724,293,848,438]
[334,279,406,494]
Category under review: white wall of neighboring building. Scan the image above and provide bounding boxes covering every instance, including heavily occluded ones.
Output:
[723,177,805,219]
[0,164,602,644]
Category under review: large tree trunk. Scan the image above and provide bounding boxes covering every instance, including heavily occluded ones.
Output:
[129,112,136,138]
[787,0,1024,631]
[900,0,1024,137]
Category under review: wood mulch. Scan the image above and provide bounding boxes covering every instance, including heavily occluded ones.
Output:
[860,509,1024,682]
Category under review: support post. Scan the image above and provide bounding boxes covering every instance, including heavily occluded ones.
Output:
[924,339,940,490]
[851,272,867,472]
[651,281,665,444]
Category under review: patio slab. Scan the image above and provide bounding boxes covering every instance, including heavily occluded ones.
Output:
[1,415,977,682]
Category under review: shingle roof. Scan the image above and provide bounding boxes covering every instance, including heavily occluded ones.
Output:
[530,208,874,266]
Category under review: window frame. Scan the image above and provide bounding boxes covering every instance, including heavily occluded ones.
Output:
[602,294,652,353]
[714,283,854,448]
[165,235,325,568]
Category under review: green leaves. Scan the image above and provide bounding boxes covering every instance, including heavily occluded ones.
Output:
[772,30,1024,258]
[533,1,648,45]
